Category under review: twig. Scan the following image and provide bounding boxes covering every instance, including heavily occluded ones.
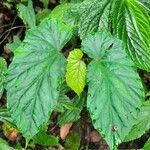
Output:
[0,16,16,44]
[0,25,26,45]
[0,24,11,29]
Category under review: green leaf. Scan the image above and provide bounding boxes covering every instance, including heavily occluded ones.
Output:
[65,0,150,70]
[58,94,85,125]
[3,2,13,9]
[0,57,7,98]
[70,0,83,3]
[112,0,150,70]
[0,138,14,150]
[32,120,58,147]
[144,138,150,150]
[66,49,86,96]
[36,9,51,24]
[65,0,112,38]
[15,142,24,150]
[6,19,72,138]
[0,108,13,124]
[139,0,150,13]
[55,98,77,113]
[39,0,49,8]
[55,83,78,112]
[6,36,21,52]
[64,131,81,150]
[63,4,79,28]
[60,0,83,3]
[82,32,145,149]
[17,0,36,27]
[125,101,150,141]
[33,131,59,147]
[48,4,73,22]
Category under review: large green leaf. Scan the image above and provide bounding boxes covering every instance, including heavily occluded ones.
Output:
[65,0,112,38]
[112,0,150,70]
[66,49,86,96]
[82,32,145,149]
[6,19,72,138]
[125,101,150,141]
[17,0,36,27]
[0,57,7,98]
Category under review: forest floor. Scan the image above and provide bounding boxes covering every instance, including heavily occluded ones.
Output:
[0,0,150,149]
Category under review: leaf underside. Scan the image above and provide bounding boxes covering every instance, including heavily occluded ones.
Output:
[6,19,72,138]
[82,32,145,149]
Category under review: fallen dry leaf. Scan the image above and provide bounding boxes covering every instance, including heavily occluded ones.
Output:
[3,123,20,141]
[90,130,101,143]
[60,123,72,140]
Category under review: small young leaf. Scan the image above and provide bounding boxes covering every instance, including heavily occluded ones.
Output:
[55,94,78,113]
[66,49,86,96]
[6,36,21,52]
[144,138,150,150]
[55,83,78,112]
[6,19,72,138]
[58,95,84,125]
[125,101,150,142]
[0,57,7,98]
[17,0,36,27]
[82,32,145,149]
